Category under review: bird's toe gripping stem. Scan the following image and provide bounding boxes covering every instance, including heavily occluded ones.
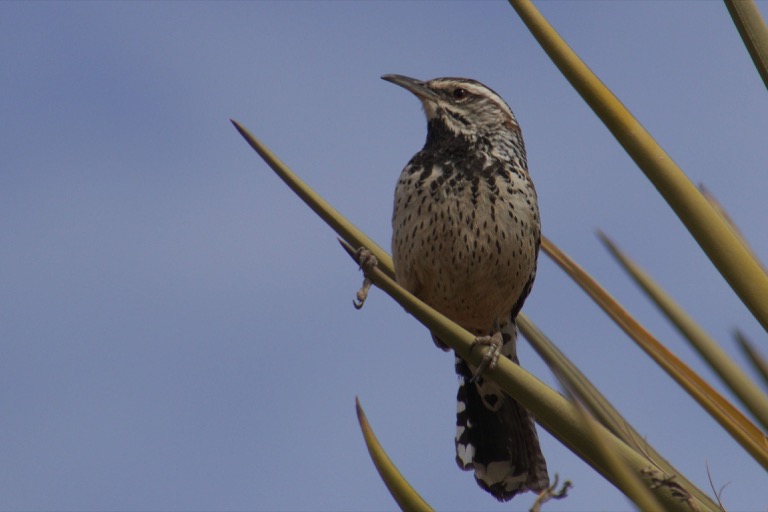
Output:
[470,328,503,382]
[353,247,378,310]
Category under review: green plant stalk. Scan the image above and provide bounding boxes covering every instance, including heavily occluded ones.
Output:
[338,239,711,512]
[542,236,768,471]
[724,0,768,89]
[507,0,768,334]
[518,315,722,512]
[600,232,768,431]
[356,398,434,511]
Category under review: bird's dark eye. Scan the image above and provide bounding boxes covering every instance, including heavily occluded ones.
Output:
[452,88,468,100]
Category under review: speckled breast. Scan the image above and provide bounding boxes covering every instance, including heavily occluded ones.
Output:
[392,163,539,334]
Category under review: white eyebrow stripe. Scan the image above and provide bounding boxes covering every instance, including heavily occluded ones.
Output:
[430,79,515,119]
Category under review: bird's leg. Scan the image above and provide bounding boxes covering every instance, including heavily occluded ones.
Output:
[470,321,503,382]
[353,247,378,310]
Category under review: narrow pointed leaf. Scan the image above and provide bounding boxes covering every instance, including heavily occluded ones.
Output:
[555,379,664,511]
[542,235,768,470]
[355,398,434,512]
[520,315,628,439]
[507,0,768,334]
[519,315,722,511]
[735,330,768,390]
[230,119,395,279]
[724,0,768,89]
[700,184,766,274]
[599,232,768,431]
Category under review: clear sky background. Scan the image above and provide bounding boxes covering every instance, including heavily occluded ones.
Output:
[2,2,767,511]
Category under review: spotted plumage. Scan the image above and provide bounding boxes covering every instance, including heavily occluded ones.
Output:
[383,74,548,501]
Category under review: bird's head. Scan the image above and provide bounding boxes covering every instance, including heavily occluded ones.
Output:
[382,74,520,144]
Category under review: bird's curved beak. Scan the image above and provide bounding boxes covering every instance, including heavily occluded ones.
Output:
[381,74,438,101]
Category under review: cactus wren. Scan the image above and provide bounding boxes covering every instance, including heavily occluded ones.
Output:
[383,74,548,501]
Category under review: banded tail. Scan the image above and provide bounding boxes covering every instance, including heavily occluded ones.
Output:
[454,324,549,501]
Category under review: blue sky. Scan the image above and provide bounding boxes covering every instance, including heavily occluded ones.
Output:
[2,2,767,511]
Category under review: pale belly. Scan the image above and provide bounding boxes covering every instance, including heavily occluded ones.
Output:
[392,180,539,333]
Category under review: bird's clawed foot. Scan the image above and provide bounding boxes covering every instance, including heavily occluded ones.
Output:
[530,474,572,512]
[470,328,503,382]
[353,248,378,310]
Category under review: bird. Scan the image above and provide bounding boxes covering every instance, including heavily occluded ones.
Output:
[382,74,549,501]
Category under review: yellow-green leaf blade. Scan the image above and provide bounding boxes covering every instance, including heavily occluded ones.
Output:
[506,0,768,334]
[230,119,395,279]
[724,0,768,89]
[355,398,434,512]
[599,232,768,431]
[542,236,768,470]
[555,379,664,512]
[519,314,722,512]
[735,330,768,390]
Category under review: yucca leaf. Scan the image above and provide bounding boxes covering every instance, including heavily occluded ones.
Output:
[735,330,768,390]
[554,377,664,511]
[519,316,624,435]
[507,0,768,334]
[519,315,722,511]
[230,119,395,277]
[699,184,766,274]
[542,236,768,470]
[599,232,768,431]
[355,398,434,511]
[724,0,768,89]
